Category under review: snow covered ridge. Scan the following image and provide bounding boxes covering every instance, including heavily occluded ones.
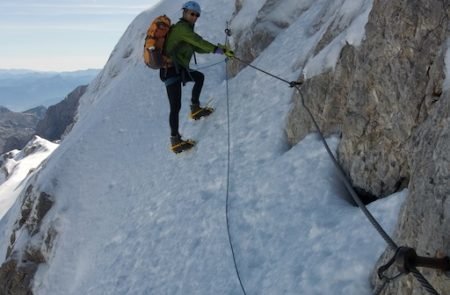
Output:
[0,136,58,218]
[0,136,58,293]
[229,0,374,78]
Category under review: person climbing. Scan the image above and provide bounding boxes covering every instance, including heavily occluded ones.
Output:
[160,1,234,153]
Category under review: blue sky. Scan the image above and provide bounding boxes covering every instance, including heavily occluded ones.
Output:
[0,0,161,71]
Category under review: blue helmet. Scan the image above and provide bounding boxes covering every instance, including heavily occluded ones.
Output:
[182,1,201,16]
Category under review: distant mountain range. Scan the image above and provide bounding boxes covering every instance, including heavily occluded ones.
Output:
[0,106,42,155]
[0,84,88,154]
[0,69,99,112]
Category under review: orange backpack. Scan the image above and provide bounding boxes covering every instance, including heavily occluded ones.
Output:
[143,15,171,69]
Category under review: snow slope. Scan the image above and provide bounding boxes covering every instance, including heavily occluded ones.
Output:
[0,0,406,294]
[0,136,58,219]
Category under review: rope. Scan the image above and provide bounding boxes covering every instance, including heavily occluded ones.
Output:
[224,23,248,295]
[231,56,441,295]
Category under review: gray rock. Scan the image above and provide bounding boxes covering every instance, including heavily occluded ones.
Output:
[0,185,56,295]
[35,85,87,141]
[23,106,47,120]
[0,84,86,155]
[0,107,40,155]
[285,0,449,293]
[287,0,448,197]
[371,90,450,295]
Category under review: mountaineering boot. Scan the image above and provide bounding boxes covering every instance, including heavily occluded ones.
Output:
[170,135,196,154]
[189,104,214,120]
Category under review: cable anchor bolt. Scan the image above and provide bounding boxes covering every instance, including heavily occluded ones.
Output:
[289,80,304,88]
[289,74,305,88]
[380,246,450,276]
[394,247,450,273]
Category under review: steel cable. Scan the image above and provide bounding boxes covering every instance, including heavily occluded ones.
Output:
[232,56,441,295]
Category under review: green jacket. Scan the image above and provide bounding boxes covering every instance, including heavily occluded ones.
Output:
[164,18,216,69]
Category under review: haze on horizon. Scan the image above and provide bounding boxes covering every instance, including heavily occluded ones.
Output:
[0,0,161,72]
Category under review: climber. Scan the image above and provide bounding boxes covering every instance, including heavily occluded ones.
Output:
[160,1,234,153]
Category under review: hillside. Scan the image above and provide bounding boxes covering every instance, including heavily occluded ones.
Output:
[0,0,448,295]
[0,107,41,155]
[0,85,87,155]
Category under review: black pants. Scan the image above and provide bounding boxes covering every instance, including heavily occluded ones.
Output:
[160,67,204,137]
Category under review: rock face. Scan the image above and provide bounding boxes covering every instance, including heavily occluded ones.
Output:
[284,0,449,293]
[372,92,450,295]
[0,84,86,155]
[0,107,40,155]
[0,0,448,293]
[35,85,87,141]
[287,0,448,198]
[24,107,47,121]
[0,185,56,295]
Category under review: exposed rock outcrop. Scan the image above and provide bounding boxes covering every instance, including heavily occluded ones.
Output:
[0,84,86,156]
[371,91,450,295]
[35,85,87,141]
[0,185,56,295]
[284,0,449,293]
[23,107,47,121]
[0,0,448,293]
[287,0,448,197]
[0,107,41,155]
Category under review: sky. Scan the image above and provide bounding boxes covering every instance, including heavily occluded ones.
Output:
[0,0,161,71]
[0,0,415,294]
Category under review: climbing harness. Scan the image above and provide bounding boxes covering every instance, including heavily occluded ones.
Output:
[191,59,226,71]
[224,21,248,295]
[229,55,449,295]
